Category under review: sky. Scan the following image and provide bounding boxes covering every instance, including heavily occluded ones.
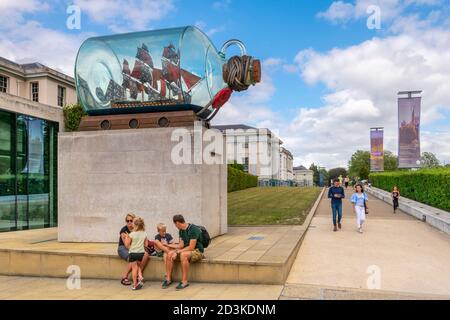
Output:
[0,0,449,169]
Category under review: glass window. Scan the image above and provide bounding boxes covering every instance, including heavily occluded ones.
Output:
[0,75,8,93]
[57,85,66,107]
[16,115,28,230]
[31,82,39,102]
[0,109,58,232]
[0,111,15,231]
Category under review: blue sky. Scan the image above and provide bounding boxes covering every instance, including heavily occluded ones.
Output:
[1,0,449,168]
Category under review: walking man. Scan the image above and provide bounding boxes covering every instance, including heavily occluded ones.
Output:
[328,179,345,232]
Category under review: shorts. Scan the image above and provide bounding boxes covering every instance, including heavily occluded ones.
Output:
[175,249,204,263]
[117,245,129,261]
[128,252,145,263]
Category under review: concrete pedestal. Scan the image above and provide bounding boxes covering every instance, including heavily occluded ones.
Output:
[58,125,227,242]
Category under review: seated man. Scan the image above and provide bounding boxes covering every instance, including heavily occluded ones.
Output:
[162,214,204,290]
[117,213,150,286]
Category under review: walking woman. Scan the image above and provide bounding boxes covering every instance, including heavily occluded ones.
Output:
[350,183,369,233]
[392,186,400,213]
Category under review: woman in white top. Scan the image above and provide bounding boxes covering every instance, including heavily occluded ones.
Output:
[124,217,148,290]
[350,184,369,233]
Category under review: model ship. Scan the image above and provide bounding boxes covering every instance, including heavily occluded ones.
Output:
[95,43,202,107]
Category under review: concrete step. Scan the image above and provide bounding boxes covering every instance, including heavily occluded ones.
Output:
[0,226,306,285]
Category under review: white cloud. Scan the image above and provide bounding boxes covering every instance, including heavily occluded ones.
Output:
[212,58,278,129]
[0,20,92,76]
[194,21,225,37]
[283,23,450,169]
[74,0,174,32]
[0,0,49,27]
[317,1,356,23]
[317,0,443,25]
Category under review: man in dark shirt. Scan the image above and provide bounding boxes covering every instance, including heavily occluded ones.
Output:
[328,179,345,232]
[162,214,204,290]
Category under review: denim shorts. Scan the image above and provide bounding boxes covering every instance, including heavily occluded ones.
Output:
[117,245,129,261]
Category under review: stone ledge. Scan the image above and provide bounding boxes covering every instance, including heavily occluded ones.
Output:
[366,186,450,235]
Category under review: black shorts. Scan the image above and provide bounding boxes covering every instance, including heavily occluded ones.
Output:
[128,253,145,262]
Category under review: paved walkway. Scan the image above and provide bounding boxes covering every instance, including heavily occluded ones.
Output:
[283,189,450,299]
[0,275,282,300]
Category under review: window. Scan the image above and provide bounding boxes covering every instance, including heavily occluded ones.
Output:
[31,82,39,102]
[0,75,8,93]
[57,85,66,107]
[244,157,249,172]
[0,109,59,232]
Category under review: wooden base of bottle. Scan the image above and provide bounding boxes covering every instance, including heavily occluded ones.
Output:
[78,110,207,131]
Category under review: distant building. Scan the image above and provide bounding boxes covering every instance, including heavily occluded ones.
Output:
[0,56,76,233]
[0,57,77,107]
[213,124,283,180]
[293,165,314,187]
[279,147,294,181]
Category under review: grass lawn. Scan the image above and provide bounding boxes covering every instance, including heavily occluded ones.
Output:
[228,187,322,225]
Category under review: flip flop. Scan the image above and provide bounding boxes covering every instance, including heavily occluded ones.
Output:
[176,282,190,290]
[162,280,172,289]
[121,278,131,286]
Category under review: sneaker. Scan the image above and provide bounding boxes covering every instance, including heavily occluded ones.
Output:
[333,226,338,232]
[358,228,363,233]
[338,222,342,229]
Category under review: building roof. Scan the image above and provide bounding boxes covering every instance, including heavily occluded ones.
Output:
[212,124,283,144]
[293,165,308,170]
[212,124,257,131]
[280,147,293,158]
[0,56,75,86]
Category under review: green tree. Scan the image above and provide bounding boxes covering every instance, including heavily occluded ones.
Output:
[319,167,330,186]
[229,161,245,172]
[421,152,441,168]
[348,150,370,180]
[384,150,398,171]
[309,163,319,186]
[328,167,348,180]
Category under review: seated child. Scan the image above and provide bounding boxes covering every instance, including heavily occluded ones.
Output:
[153,223,174,257]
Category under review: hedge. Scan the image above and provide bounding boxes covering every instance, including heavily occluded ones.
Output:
[228,166,258,193]
[370,168,450,212]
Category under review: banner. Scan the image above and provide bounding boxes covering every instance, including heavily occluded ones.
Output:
[370,129,384,172]
[398,97,421,168]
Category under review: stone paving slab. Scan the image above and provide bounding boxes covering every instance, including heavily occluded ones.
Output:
[280,283,450,300]
[286,190,450,297]
[0,275,283,300]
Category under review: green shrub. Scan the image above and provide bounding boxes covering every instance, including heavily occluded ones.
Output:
[63,103,86,132]
[228,166,258,193]
[229,161,245,172]
[370,168,450,211]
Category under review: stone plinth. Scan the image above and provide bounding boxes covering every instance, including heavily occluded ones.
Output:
[58,125,227,242]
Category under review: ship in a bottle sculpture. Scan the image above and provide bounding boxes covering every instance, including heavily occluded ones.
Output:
[75,26,261,129]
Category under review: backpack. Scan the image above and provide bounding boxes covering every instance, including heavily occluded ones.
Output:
[190,224,211,248]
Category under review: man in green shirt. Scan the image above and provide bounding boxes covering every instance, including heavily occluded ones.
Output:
[162,214,204,290]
